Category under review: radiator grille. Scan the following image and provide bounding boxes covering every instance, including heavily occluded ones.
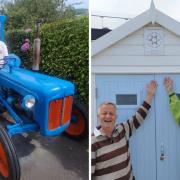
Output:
[48,96,73,130]
[62,96,73,125]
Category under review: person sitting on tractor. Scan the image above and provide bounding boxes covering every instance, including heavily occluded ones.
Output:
[0,40,8,57]
[0,40,14,122]
[0,40,8,68]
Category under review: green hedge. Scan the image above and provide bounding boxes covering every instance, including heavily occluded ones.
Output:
[6,30,33,68]
[6,17,89,105]
[40,17,88,105]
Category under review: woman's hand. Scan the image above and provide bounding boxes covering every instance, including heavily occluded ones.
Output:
[164,77,174,95]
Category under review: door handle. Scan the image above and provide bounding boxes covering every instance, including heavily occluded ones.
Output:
[160,143,165,160]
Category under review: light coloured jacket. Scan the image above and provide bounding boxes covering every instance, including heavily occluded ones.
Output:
[169,93,180,125]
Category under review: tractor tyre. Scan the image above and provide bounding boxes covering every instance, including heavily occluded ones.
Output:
[0,125,20,180]
[65,99,88,139]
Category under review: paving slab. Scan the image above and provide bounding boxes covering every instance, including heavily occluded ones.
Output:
[11,132,88,180]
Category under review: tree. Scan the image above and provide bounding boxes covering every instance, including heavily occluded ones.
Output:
[0,0,7,14]
[3,0,75,30]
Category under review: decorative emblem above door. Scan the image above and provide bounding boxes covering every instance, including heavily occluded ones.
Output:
[144,28,164,55]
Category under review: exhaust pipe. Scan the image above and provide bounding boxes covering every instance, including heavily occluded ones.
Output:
[32,22,41,71]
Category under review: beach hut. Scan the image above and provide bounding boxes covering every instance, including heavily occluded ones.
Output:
[91,1,180,180]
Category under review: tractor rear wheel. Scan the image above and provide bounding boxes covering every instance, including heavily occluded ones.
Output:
[65,99,88,139]
[0,125,20,180]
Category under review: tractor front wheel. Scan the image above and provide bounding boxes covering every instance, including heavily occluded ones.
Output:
[65,99,88,139]
[0,125,20,180]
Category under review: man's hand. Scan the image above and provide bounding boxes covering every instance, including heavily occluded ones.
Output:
[145,80,158,104]
[164,77,174,95]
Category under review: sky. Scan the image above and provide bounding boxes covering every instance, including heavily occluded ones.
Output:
[66,0,88,9]
[91,0,180,29]
[5,0,89,9]
[91,0,180,19]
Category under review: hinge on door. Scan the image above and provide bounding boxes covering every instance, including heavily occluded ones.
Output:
[95,88,98,99]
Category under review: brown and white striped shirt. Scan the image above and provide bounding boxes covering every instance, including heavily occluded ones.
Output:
[91,101,151,180]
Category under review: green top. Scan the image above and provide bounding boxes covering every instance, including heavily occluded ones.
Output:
[169,93,180,126]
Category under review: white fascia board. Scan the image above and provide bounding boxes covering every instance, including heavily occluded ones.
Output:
[92,66,180,74]
[92,10,151,57]
[156,10,180,36]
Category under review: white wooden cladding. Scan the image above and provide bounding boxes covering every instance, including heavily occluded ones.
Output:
[96,46,180,56]
[93,26,180,57]
[92,10,151,56]
[91,66,180,74]
[92,56,180,66]
[92,24,180,73]
[117,32,180,46]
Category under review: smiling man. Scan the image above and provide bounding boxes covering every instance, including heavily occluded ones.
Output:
[91,80,157,180]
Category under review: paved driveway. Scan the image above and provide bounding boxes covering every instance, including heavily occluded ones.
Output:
[12,133,88,180]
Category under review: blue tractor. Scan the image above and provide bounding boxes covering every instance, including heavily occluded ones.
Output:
[0,15,88,180]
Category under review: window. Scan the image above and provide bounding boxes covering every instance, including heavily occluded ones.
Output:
[116,94,137,105]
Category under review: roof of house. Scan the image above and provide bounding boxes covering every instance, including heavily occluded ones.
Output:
[91,28,112,40]
[92,0,180,56]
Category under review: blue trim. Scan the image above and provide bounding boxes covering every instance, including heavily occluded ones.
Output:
[0,15,6,41]
[7,123,39,136]
[0,92,22,124]
[4,54,21,67]
[42,121,70,136]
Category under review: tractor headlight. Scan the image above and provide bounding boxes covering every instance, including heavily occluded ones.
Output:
[22,95,36,110]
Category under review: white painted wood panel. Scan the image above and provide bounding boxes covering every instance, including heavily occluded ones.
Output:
[92,66,180,74]
[116,35,144,45]
[92,56,180,66]
[121,24,161,36]
[156,10,180,36]
[92,10,150,56]
[116,33,180,46]
[92,25,180,57]
[103,45,144,56]
[103,45,180,56]
[165,46,180,55]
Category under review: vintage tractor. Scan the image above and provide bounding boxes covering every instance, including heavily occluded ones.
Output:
[0,16,88,180]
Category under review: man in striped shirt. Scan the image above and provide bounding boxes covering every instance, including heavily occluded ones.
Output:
[91,80,157,180]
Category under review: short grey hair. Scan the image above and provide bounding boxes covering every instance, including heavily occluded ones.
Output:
[98,102,117,114]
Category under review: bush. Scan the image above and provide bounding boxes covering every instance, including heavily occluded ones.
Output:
[6,17,89,105]
[40,17,88,105]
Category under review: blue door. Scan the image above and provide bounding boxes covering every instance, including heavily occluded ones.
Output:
[96,74,156,180]
[95,74,180,180]
[155,75,180,180]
